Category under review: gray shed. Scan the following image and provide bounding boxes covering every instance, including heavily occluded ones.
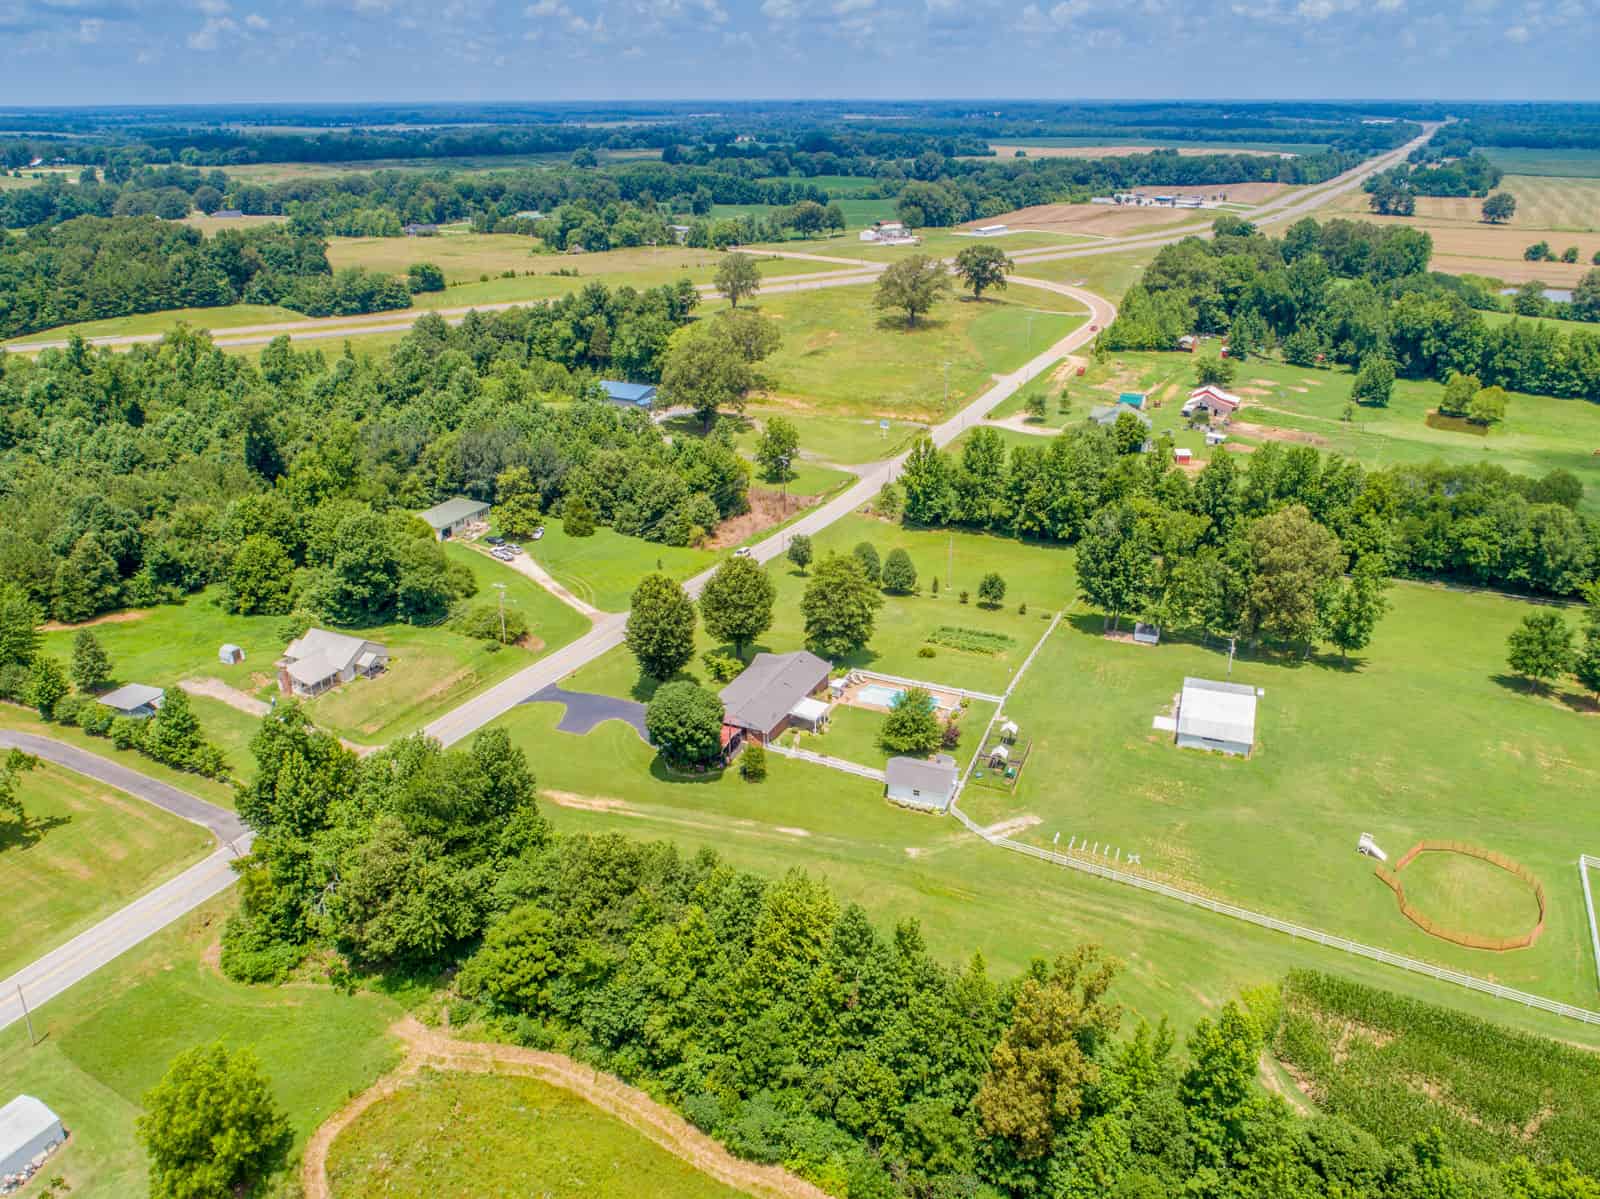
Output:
[96,683,164,718]
[417,496,491,541]
[0,1095,65,1177]
[885,754,958,812]
[1175,676,1257,756]
[219,643,245,665]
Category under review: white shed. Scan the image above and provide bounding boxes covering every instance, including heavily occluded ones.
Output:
[885,754,958,812]
[1175,677,1257,756]
[0,1095,66,1178]
[219,643,245,666]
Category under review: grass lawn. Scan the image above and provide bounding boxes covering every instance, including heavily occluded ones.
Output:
[4,304,302,347]
[522,519,721,614]
[723,407,927,467]
[1085,351,1600,512]
[747,229,1098,264]
[0,893,402,1199]
[1393,850,1545,942]
[327,1069,747,1199]
[0,763,214,979]
[1014,246,1159,305]
[721,284,1085,422]
[784,698,995,773]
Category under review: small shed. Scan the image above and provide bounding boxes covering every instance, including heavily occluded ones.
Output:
[1174,447,1194,465]
[219,644,245,666]
[1175,677,1258,757]
[96,684,164,719]
[1133,622,1161,646]
[0,1095,65,1177]
[1205,430,1228,446]
[1000,719,1019,743]
[599,380,658,409]
[987,743,1011,768]
[1177,334,1198,351]
[885,754,958,812]
[418,496,491,541]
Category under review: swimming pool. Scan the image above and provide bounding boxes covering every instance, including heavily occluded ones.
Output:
[857,683,952,710]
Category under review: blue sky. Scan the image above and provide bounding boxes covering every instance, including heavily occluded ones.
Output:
[0,0,1591,104]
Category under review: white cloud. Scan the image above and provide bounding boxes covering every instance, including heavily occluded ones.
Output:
[244,10,266,25]
[77,15,100,38]
[196,0,229,13]
[187,13,235,47]
[1503,20,1529,38]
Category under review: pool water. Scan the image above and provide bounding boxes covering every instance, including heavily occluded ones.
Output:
[857,684,905,707]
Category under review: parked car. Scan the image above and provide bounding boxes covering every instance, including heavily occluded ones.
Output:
[491,547,514,561]
[734,547,753,559]
[506,544,523,555]
[485,536,504,545]
[530,528,545,541]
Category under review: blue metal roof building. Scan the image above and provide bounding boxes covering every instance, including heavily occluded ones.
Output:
[600,380,658,408]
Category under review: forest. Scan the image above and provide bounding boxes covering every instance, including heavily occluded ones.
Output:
[215,712,1600,1199]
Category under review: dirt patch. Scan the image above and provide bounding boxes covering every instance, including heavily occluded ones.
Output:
[705,488,818,550]
[1424,411,1489,436]
[543,789,628,812]
[1231,421,1331,448]
[774,826,811,837]
[39,609,147,632]
[180,677,270,717]
[1258,1052,1314,1116]
[302,1018,831,1199]
[982,814,1041,838]
[1235,386,1271,398]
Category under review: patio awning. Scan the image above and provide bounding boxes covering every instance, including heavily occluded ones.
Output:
[789,697,830,725]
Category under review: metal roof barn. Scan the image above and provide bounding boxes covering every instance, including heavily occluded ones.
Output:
[1175,677,1257,756]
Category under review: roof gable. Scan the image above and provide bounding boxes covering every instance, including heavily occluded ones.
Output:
[720,650,831,733]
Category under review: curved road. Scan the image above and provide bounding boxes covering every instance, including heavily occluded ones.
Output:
[0,127,1430,1030]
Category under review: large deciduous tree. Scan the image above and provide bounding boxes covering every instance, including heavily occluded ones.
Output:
[1481,192,1516,224]
[0,748,39,831]
[645,680,725,765]
[714,251,762,308]
[754,416,800,483]
[1245,504,1346,651]
[1506,610,1574,689]
[698,556,776,658]
[225,535,295,616]
[1318,557,1391,662]
[954,244,1013,299]
[1349,356,1395,407]
[1077,503,1156,632]
[873,254,952,328]
[802,553,883,659]
[659,311,778,428]
[626,573,697,680]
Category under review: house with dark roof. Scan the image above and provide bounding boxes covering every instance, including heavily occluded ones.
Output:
[719,650,832,751]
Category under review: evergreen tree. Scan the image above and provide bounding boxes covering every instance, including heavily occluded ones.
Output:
[71,628,113,692]
[853,541,881,585]
[27,655,68,719]
[881,548,918,594]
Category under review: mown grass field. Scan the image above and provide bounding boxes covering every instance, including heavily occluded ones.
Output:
[727,407,927,466]
[0,762,214,979]
[327,1070,748,1199]
[3,303,303,348]
[1481,147,1600,179]
[1394,850,1545,942]
[1013,245,1159,305]
[747,228,1098,263]
[1085,351,1600,512]
[520,518,721,614]
[726,284,1085,422]
[0,895,402,1199]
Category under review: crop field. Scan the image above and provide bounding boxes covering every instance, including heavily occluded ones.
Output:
[730,283,1085,422]
[1084,351,1600,512]
[327,1070,747,1199]
[971,201,1216,239]
[1481,147,1600,178]
[979,136,1326,157]
[1273,970,1600,1171]
[0,895,402,1199]
[179,213,287,235]
[0,762,214,979]
[218,148,656,185]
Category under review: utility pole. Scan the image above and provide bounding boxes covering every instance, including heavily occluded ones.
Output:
[17,985,36,1046]
[493,582,507,644]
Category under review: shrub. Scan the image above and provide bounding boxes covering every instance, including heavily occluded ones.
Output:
[52,693,88,727]
[111,715,143,750]
[959,590,969,604]
[917,646,936,658]
[1018,602,1028,615]
[79,702,115,736]
[940,720,962,749]
[739,741,768,782]
[702,651,744,683]
[453,603,530,644]
[931,576,940,597]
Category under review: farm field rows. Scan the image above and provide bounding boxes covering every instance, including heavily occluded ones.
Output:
[1481,147,1600,178]
[979,136,1328,156]
[1331,174,1600,232]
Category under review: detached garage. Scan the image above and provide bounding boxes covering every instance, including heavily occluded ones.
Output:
[1175,677,1257,757]
[1,1094,66,1180]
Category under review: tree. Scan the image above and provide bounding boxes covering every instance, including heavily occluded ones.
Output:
[852,541,881,585]
[143,687,208,769]
[1245,505,1346,651]
[882,548,918,594]
[644,680,725,765]
[27,656,68,720]
[625,573,697,679]
[714,251,761,308]
[71,629,113,693]
[754,416,800,483]
[699,556,775,657]
[975,946,1121,1160]
[899,437,956,526]
[1574,620,1600,701]
[0,748,39,830]
[458,904,559,1013]
[1024,392,1047,421]
[1227,308,1268,360]
[1195,356,1236,388]
[977,572,1007,607]
[563,495,597,537]
[1506,611,1574,688]
[873,254,952,328]
[1077,503,1156,632]
[137,1042,291,1199]
[954,244,1013,298]
[786,533,813,574]
[1481,192,1517,224]
[739,740,767,781]
[1319,558,1391,662]
[1525,240,1552,262]
[880,687,942,754]
[1350,356,1395,407]
[1467,384,1509,426]
[225,535,294,615]
[1110,410,1148,456]
[405,262,445,293]
[1438,371,1480,418]
[660,318,770,428]
[802,553,883,659]
[0,583,42,671]
[493,466,544,539]
[1571,269,1600,322]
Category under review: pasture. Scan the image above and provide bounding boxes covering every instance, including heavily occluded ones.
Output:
[0,762,214,979]
[0,894,402,1199]
[326,1070,747,1199]
[980,136,1326,157]
[520,519,720,614]
[1480,147,1600,178]
[3,303,302,348]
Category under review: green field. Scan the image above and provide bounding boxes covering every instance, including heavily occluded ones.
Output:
[1481,147,1600,178]
[0,762,214,979]
[750,228,1098,264]
[0,895,402,1198]
[784,696,997,772]
[1393,849,1545,942]
[730,407,926,466]
[4,304,302,348]
[982,136,1328,156]
[1086,351,1600,512]
[1013,246,1158,305]
[521,519,720,614]
[729,284,1084,422]
[327,1070,747,1199]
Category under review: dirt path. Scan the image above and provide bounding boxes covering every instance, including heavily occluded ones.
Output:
[180,676,269,716]
[302,1017,830,1199]
[480,545,605,619]
[984,414,1062,437]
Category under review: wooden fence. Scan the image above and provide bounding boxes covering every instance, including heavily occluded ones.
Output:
[1374,841,1547,952]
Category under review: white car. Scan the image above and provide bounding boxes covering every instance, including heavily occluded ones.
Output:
[733,547,753,559]
[531,528,545,541]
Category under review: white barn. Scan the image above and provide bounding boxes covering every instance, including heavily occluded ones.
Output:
[1,1095,65,1179]
[1175,677,1257,756]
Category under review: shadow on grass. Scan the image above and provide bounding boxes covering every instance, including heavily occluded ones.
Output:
[873,314,951,335]
[0,811,71,854]
[1491,672,1548,698]
[649,756,728,786]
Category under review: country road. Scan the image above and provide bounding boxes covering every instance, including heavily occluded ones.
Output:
[0,129,1421,1028]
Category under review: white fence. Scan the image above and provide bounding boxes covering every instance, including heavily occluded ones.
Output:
[766,743,886,783]
[950,804,1600,1028]
[1582,855,1600,993]
[850,669,1005,705]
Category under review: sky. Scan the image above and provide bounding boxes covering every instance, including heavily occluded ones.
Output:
[0,0,1592,105]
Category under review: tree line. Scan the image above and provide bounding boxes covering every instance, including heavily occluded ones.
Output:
[211,711,1600,1199]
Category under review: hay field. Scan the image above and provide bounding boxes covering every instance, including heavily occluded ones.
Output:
[1332,174,1600,232]
[968,201,1212,238]
[180,213,287,235]
[988,143,1295,160]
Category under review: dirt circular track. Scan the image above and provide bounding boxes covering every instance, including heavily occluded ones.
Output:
[302,1017,830,1199]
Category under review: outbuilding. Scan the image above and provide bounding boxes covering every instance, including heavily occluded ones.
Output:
[1175,676,1258,757]
[1174,447,1194,465]
[600,380,658,409]
[418,496,491,541]
[885,754,959,812]
[0,1095,66,1179]
[96,684,164,719]
[1117,392,1146,409]
[219,643,245,666]
[1182,385,1242,420]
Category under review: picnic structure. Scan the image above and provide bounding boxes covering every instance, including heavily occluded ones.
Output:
[1182,385,1242,420]
[1175,676,1258,757]
[885,753,959,812]
[858,221,918,246]
[719,650,832,753]
[0,1095,65,1184]
[418,496,491,542]
[599,380,659,409]
[277,629,388,699]
[95,683,164,718]
[218,643,245,665]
